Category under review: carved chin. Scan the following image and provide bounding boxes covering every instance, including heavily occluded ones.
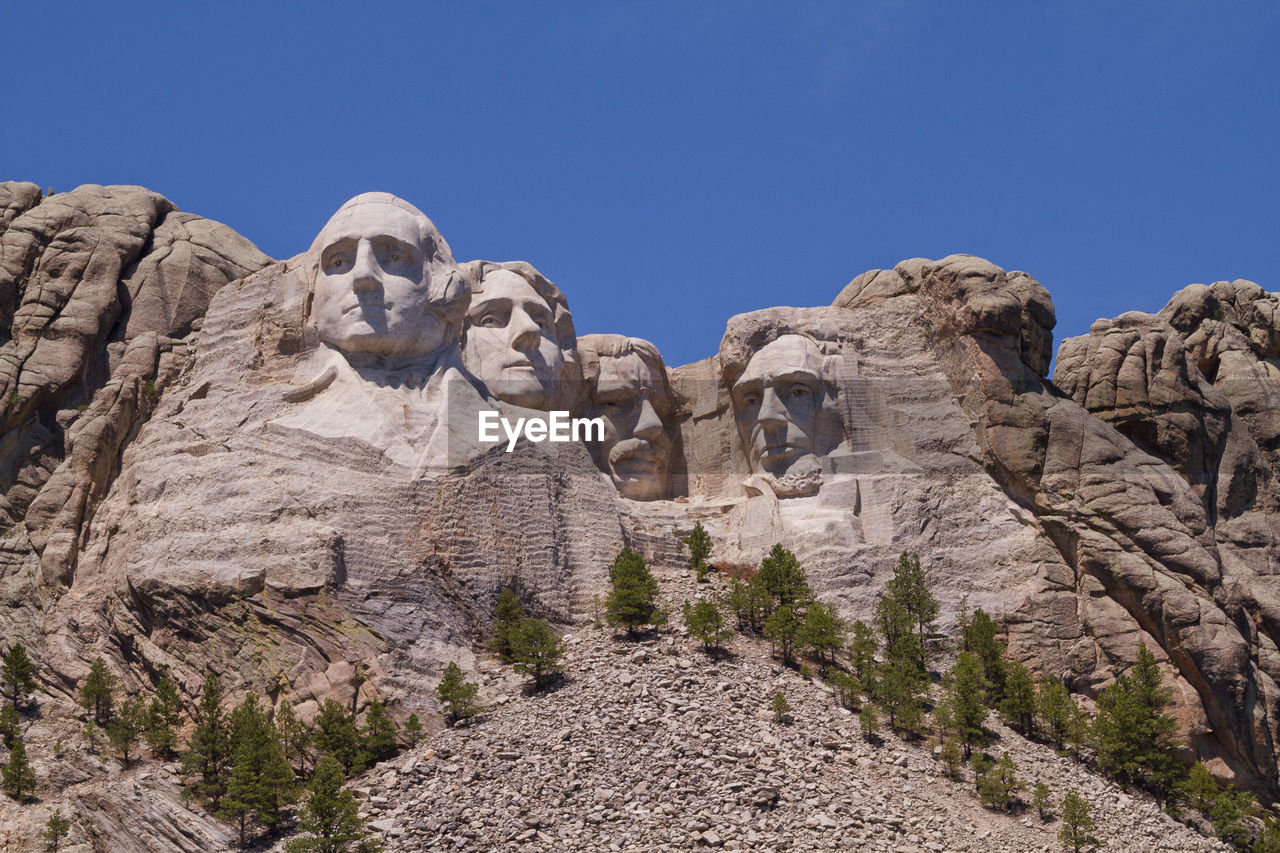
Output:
[612,473,666,501]
[487,378,554,409]
[747,454,823,498]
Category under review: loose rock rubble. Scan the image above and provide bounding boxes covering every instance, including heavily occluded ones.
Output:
[341,564,1230,853]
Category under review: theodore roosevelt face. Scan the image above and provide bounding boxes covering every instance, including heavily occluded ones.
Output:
[586,344,673,500]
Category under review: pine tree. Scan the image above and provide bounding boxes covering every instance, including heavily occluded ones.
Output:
[314,699,363,775]
[82,720,98,755]
[79,657,116,725]
[848,620,878,697]
[879,552,938,672]
[43,808,71,851]
[770,691,791,724]
[221,692,297,845]
[1209,789,1255,848]
[2,642,36,709]
[403,713,423,747]
[958,604,1006,702]
[605,548,663,635]
[0,704,19,748]
[800,601,847,670]
[859,703,879,741]
[145,677,184,759]
[107,696,147,764]
[435,663,481,726]
[763,604,803,664]
[876,656,926,736]
[2,735,36,801]
[1032,782,1053,820]
[1258,814,1280,853]
[945,651,988,758]
[509,617,565,690]
[1092,645,1185,803]
[683,521,713,581]
[1181,761,1219,813]
[286,755,380,853]
[682,599,733,657]
[182,672,231,807]
[1058,790,1098,852]
[999,659,1036,736]
[725,578,772,633]
[491,586,524,663]
[1037,675,1085,751]
[975,752,1024,811]
[361,700,399,764]
[938,738,964,779]
[827,670,860,710]
[756,544,812,609]
[276,698,313,778]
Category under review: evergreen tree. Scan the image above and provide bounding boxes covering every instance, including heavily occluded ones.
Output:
[82,720,98,755]
[1037,676,1085,751]
[938,738,964,779]
[958,604,1006,702]
[605,548,663,635]
[222,692,297,845]
[879,552,938,672]
[491,586,524,663]
[1092,645,1185,803]
[43,808,71,852]
[847,620,878,697]
[875,656,926,736]
[182,672,231,807]
[1208,789,1255,848]
[509,617,565,690]
[800,601,847,670]
[827,670,860,710]
[763,604,803,665]
[725,578,772,633]
[276,698,313,778]
[755,544,812,609]
[107,696,147,764]
[361,700,399,765]
[1258,814,1280,853]
[770,691,791,724]
[975,752,1024,811]
[79,657,116,725]
[683,522,713,581]
[1032,782,1053,821]
[945,651,988,759]
[2,735,36,801]
[1058,790,1098,852]
[286,755,380,853]
[999,660,1037,736]
[145,677,184,759]
[435,663,481,726]
[682,599,733,657]
[0,704,19,748]
[403,713,423,747]
[314,699,363,775]
[2,642,36,709]
[859,703,879,741]
[1181,761,1219,814]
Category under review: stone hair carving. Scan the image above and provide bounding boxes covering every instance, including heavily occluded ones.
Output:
[306,192,469,368]
[720,325,846,498]
[577,334,675,501]
[460,260,579,410]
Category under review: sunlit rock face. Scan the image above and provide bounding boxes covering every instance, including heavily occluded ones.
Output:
[8,182,1280,813]
[460,260,579,411]
[577,334,675,501]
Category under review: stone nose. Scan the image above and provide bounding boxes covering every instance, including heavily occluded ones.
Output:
[634,398,664,440]
[351,240,381,291]
[508,307,543,351]
[757,387,788,427]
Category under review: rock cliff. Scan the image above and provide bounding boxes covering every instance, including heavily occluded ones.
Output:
[2,182,1279,848]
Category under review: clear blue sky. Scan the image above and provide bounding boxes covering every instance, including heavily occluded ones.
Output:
[4,1,1277,370]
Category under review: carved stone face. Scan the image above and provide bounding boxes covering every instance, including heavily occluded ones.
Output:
[586,348,674,501]
[464,269,566,409]
[731,334,836,485]
[312,200,446,361]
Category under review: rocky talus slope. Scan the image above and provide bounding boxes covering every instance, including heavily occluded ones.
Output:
[338,564,1229,853]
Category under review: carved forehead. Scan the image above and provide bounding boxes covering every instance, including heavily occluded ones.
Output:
[469,269,548,308]
[310,193,451,261]
[736,334,824,385]
[595,351,668,395]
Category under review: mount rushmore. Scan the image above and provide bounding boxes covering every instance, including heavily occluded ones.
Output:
[3,182,1280,801]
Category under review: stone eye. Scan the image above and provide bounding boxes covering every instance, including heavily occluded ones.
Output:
[788,386,811,399]
[478,313,505,328]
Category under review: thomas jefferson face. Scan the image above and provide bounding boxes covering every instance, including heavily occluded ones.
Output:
[731,334,831,480]
[464,270,565,409]
[313,201,446,360]
[588,349,673,500]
